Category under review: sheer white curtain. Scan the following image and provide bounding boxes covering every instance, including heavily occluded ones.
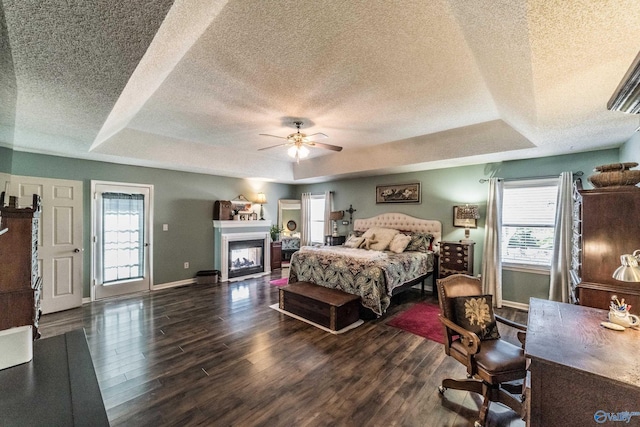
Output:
[482,178,503,307]
[549,171,574,303]
[324,191,333,238]
[300,192,312,246]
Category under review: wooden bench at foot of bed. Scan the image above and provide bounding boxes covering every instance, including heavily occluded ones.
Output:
[279,282,361,331]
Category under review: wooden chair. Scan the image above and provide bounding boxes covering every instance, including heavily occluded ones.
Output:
[436,274,527,427]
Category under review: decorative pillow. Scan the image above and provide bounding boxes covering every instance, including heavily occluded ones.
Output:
[388,233,411,253]
[350,230,364,238]
[405,232,433,253]
[360,234,378,250]
[344,235,364,248]
[362,227,399,251]
[452,295,500,341]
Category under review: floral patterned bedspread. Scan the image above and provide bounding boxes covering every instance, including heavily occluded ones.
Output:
[288,246,435,316]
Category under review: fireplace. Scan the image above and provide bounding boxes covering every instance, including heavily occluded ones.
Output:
[213,221,272,282]
[228,239,264,279]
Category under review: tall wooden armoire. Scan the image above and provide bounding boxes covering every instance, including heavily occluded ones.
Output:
[575,186,640,313]
[0,192,42,339]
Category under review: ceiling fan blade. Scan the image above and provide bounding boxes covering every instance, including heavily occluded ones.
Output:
[259,133,288,140]
[258,142,290,151]
[307,141,343,152]
[305,132,328,139]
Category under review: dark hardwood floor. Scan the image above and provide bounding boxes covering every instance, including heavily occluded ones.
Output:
[39,271,528,427]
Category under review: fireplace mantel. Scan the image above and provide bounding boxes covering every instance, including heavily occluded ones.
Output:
[213,220,272,230]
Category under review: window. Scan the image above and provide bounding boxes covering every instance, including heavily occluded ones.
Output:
[309,195,326,244]
[102,192,145,283]
[501,178,558,269]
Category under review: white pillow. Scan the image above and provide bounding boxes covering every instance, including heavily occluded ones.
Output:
[362,227,399,251]
[389,233,411,253]
[344,235,364,248]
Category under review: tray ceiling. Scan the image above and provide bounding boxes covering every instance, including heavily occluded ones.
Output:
[1,0,639,182]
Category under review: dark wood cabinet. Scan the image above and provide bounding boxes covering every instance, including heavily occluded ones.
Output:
[575,187,640,313]
[270,241,282,270]
[439,241,474,279]
[0,193,42,339]
[324,235,345,246]
[525,298,640,427]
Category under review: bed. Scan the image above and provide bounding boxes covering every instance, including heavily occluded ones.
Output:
[288,213,442,316]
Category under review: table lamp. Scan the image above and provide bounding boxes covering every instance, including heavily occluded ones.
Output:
[329,211,344,237]
[456,204,480,242]
[612,250,640,282]
[256,193,267,220]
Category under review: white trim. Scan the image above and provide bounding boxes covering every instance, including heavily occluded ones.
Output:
[153,278,196,290]
[91,180,154,301]
[503,265,550,275]
[213,220,272,229]
[501,300,529,312]
[82,297,91,305]
[220,232,271,281]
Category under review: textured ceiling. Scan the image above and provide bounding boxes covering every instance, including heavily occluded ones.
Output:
[1,0,639,183]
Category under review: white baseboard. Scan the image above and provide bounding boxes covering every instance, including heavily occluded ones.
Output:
[82,297,91,305]
[501,300,529,312]
[153,278,197,291]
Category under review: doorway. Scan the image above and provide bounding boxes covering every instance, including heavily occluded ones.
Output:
[6,176,83,314]
[92,181,153,300]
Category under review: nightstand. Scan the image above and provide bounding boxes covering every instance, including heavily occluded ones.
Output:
[270,241,282,270]
[324,235,346,246]
[439,241,474,279]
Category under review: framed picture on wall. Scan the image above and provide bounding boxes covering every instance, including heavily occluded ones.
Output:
[231,194,252,213]
[375,183,421,204]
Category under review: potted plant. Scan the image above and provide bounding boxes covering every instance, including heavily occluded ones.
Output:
[270,224,283,242]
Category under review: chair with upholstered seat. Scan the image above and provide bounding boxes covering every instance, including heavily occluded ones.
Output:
[436,274,527,427]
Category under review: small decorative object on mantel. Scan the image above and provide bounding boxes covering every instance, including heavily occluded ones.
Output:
[588,162,640,188]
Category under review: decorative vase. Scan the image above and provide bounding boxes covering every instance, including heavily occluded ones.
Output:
[588,162,640,188]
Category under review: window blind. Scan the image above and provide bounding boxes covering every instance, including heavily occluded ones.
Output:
[502,178,559,268]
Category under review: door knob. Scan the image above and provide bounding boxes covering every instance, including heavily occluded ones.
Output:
[73,248,80,253]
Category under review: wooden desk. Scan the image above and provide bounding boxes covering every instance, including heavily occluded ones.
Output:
[525,298,640,427]
[0,329,109,426]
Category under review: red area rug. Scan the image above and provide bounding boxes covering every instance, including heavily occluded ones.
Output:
[269,277,288,286]
[387,302,444,344]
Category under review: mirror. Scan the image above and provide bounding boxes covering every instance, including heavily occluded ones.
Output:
[278,199,301,237]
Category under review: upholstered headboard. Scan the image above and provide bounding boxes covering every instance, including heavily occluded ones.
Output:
[353,213,442,252]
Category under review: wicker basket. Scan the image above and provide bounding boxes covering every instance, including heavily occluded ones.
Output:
[588,162,640,188]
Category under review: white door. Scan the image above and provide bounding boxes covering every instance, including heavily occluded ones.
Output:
[92,181,153,300]
[8,176,83,314]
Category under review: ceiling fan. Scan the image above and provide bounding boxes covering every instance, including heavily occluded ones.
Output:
[258,121,343,162]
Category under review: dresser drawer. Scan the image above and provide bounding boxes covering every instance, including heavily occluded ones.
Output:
[438,241,474,279]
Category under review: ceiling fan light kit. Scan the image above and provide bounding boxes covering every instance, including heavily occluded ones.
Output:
[288,144,309,160]
[258,120,343,162]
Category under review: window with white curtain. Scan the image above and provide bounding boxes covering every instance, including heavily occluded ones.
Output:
[501,178,559,269]
[102,192,145,283]
[309,194,326,244]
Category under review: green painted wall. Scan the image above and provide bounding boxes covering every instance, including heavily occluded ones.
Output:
[3,145,628,305]
[620,132,640,163]
[7,150,296,297]
[298,149,620,305]
[0,146,12,173]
